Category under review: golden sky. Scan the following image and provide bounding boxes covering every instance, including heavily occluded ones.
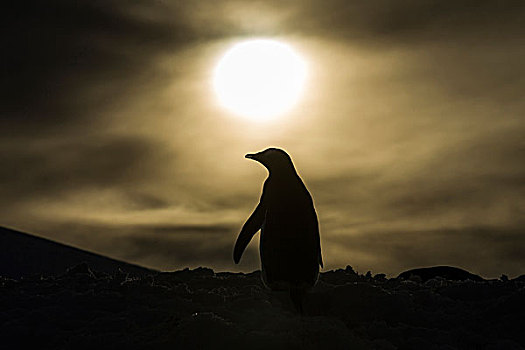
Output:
[2,0,524,277]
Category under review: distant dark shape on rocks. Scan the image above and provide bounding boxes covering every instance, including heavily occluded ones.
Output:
[512,274,525,282]
[398,266,484,282]
[233,148,323,313]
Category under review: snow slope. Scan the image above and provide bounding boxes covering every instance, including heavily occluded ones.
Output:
[0,226,153,278]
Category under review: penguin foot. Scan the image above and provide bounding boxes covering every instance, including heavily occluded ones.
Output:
[289,286,306,315]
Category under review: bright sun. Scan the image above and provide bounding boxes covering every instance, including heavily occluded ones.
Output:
[213,39,307,121]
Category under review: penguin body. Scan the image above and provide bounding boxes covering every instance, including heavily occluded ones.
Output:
[233,148,323,310]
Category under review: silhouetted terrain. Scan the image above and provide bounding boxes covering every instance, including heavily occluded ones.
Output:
[1,227,524,349]
[0,227,154,278]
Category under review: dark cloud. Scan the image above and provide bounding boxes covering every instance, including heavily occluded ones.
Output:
[2,0,191,133]
[122,226,260,271]
[291,0,525,43]
[146,224,236,235]
[385,132,525,217]
[0,135,174,212]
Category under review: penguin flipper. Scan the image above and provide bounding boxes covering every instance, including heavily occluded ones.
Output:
[233,202,265,264]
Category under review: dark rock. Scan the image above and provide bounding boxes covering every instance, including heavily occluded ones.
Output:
[64,262,96,278]
[398,266,484,282]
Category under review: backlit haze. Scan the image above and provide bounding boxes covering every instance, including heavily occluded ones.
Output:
[2,0,524,277]
[213,39,307,120]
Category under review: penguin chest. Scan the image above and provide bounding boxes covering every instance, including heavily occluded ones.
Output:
[259,208,319,288]
[260,210,303,257]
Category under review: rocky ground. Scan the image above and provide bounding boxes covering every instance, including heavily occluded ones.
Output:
[1,264,524,349]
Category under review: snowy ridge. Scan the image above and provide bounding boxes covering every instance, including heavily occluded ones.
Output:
[0,226,154,278]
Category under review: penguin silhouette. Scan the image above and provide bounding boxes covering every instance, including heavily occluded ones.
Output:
[233,148,323,313]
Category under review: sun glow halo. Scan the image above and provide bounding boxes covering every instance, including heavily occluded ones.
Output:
[213,39,307,121]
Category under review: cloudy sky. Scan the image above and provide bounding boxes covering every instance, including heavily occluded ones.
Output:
[2,0,524,277]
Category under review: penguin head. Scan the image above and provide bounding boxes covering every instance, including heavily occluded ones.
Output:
[245,148,295,174]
